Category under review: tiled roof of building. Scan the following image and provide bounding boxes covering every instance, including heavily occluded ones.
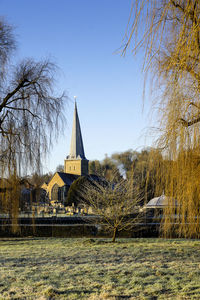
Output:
[57,172,104,186]
[57,172,79,185]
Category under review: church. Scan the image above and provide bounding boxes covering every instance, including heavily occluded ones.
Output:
[42,101,89,205]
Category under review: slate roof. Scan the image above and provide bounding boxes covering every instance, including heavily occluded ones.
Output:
[56,173,105,187]
[57,172,79,186]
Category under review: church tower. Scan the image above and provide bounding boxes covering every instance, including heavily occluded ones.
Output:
[64,101,89,176]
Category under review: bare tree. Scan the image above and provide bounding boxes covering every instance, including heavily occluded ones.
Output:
[0,18,16,79]
[80,174,144,242]
[56,164,64,172]
[0,18,66,230]
[0,59,66,174]
[123,0,200,237]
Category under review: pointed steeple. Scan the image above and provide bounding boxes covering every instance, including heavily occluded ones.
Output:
[68,101,86,159]
[64,99,88,175]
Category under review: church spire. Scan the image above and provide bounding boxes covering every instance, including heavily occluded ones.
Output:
[64,98,89,176]
[68,100,86,159]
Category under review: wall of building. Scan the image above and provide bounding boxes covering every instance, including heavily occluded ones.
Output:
[81,160,89,176]
[64,159,88,176]
[45,173,65,200]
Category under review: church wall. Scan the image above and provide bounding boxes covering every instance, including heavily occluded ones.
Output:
[41,182,48,190]
[81,160,89,176]
[46,173,65,200]
[64,159,82,175]
[64,159,89,176]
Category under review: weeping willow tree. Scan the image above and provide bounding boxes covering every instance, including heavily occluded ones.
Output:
[0,19,66,232]
[123,0,200,237]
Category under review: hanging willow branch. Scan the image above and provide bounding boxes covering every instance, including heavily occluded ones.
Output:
[123,0,200,237]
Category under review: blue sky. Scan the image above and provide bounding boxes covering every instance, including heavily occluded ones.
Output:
[1,0,155,173]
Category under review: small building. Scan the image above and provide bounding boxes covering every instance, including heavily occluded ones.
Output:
[144,194,178,209]
[143,194,178,221]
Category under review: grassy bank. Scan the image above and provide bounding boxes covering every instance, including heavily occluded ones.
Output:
[0,238,200,299]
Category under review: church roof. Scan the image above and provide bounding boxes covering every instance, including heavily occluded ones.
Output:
[57,172,79,185]
[67,101,86,160]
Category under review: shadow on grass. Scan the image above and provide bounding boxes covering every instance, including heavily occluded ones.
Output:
[0,237,42,243]
[44,287,136,299]
[44,287,95,297]
[82,238,112,245]
[111,296,135,299]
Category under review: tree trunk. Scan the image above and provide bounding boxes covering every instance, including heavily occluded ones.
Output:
[112,227,117,243]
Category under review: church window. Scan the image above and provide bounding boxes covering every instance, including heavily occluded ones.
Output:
[51,184,60,201]
[74,166,76,170]
[69,166,71,171]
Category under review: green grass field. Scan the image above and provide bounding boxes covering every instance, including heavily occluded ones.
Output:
[0,238,200,299]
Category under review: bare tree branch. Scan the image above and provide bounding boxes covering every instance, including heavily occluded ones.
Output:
[79,174,144,242]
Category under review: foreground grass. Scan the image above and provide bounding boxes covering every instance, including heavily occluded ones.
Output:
[0,238,200,299]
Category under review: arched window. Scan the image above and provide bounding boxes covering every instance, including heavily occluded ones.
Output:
[51,184,59,201]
